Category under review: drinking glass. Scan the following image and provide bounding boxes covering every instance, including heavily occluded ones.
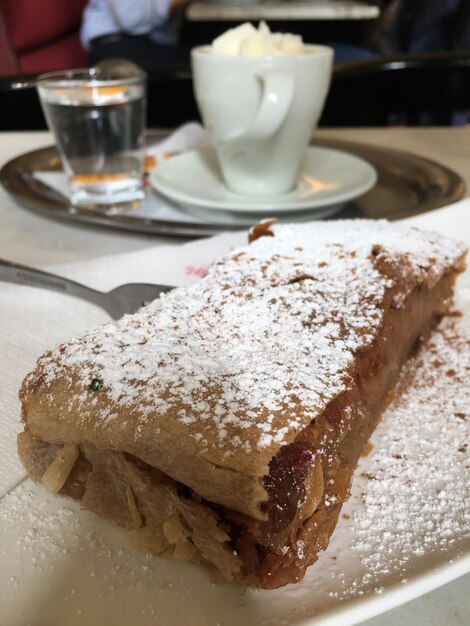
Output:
[36,65,147,211]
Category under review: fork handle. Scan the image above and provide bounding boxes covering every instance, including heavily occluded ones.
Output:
[0,258,104,305]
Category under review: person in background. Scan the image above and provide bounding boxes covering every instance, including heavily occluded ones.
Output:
[80,0,192,67]
[366,0,470,54]
[333,0,470,63]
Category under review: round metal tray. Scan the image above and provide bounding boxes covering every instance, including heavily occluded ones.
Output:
[0,138,465,238]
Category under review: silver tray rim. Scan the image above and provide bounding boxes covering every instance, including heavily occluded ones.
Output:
[0,137,465,238]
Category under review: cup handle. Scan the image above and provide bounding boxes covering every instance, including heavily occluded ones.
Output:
[223,71,295,143]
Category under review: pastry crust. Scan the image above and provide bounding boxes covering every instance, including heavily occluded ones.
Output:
[18,220,467,587]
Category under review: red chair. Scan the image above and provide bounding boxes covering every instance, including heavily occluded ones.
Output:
[0,0,87,76]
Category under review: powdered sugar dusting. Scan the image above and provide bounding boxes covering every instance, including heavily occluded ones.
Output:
[0,482,177,623]
[323,300,470,599]
[26,220,466,458]
[352,314,470,578]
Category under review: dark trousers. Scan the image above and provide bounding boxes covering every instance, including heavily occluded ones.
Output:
[89,33,190,70]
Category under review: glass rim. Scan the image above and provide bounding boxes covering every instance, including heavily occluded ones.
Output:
[36,67,146,88]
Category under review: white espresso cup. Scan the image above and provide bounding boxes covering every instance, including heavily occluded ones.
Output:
[191,45,333,197]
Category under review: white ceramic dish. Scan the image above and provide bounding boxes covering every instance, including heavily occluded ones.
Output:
[0,435,468,626]
[149,146,377,223]
[1,278,469,626]
[1,204,468,626]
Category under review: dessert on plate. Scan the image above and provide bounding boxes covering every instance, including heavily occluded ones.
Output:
[18,219,467,588]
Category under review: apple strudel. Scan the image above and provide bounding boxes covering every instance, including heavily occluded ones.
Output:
[18,220,467,587]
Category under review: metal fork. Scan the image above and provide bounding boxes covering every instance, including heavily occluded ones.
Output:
[0,258,174,319]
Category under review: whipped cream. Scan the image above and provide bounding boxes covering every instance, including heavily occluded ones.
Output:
[212,22,306,57]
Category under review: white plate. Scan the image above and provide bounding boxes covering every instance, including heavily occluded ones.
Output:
[1,203,469,626]
[149,146,377,223]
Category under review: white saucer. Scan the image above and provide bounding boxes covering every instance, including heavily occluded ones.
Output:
[150,146,377,224]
